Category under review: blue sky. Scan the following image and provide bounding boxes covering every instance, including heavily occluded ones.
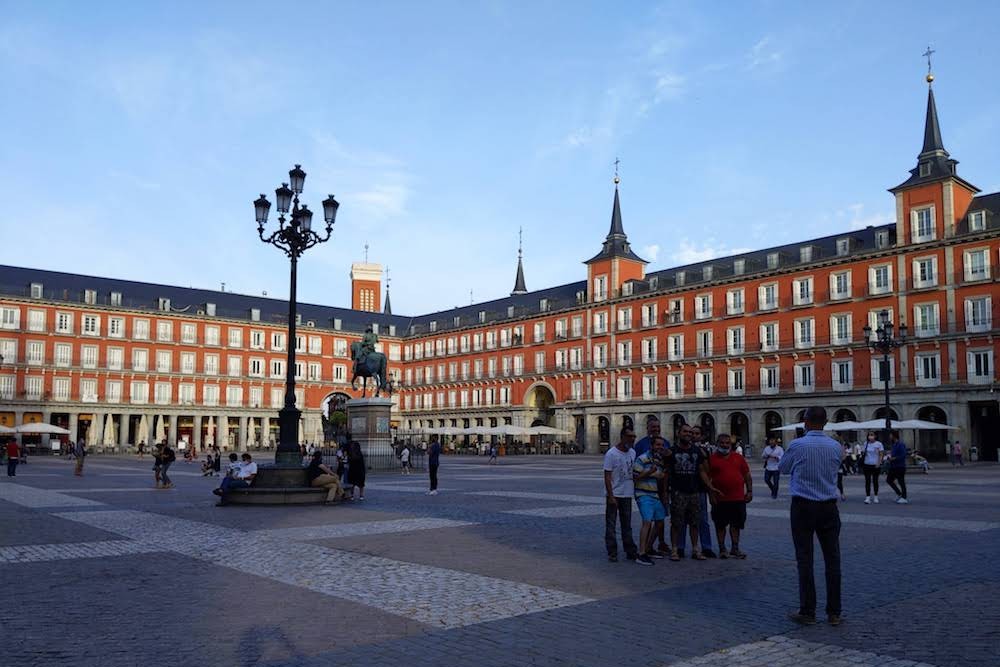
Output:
[2,1,999,316]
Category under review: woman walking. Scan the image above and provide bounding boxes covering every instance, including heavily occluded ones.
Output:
[860,432,884,504]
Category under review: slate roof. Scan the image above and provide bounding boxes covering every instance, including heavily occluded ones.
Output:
[585,186,647,264]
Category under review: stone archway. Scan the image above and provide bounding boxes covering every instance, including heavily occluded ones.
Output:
[873,406,899,421]
[524,383,556,427]
[728,412,749,445]
[698,413,716,442]
[834,408,858,444]
[322,392,352,442]
[764,411,783,437]
[670,414,687,443]
[598,416,611,444]
[916,405,949,460]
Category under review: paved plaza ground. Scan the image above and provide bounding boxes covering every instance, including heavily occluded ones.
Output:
[1,453,998,667]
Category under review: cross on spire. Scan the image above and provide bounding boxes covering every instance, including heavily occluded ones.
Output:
[518,226,523,258]
[364,243,369,262]
[386,266,391,290]
[613,157,621,185]
[923,45,935,75]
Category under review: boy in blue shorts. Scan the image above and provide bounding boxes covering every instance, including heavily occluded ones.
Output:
[633,436,668,566]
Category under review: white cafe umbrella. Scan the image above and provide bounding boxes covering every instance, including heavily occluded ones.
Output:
[298,418,306,444]
[773,422,841,432]
[220,416,230,448]
[246,418,256,450]
[86,420,98,447]
[853,419,910,431]
[102,416,116,446]
[527,425,572,436]
[137,414,149,445]
[205,416,215,446]
[155,415,166,443]
[15,423,70,435]
[894,419,960,431]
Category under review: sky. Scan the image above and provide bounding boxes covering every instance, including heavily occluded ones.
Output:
[2,1,999,317]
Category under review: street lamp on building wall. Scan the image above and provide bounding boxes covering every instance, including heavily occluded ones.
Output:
[255,165,339,465]
[863,309,908,445]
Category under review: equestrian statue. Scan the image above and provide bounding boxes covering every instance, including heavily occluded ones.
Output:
[350,326,390,397]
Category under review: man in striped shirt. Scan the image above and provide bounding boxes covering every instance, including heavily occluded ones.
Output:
[778,406,843,626]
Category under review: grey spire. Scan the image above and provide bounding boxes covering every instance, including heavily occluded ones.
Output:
[585,178,647,265]
[920,86,946,158]
[383,267,392,315]
[511,227,527,295]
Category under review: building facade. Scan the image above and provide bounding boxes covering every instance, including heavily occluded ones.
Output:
[2,79,998,459]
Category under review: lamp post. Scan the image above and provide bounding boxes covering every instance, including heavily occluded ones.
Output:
[863,309,908,445]
[255,165,339,465]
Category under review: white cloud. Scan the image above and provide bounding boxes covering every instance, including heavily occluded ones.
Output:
[842,203,895,230]
[670,239,754,265]
[652,73,685,103]
[352,183,411,219]
[748,36,783,70]
[641,244,661,261]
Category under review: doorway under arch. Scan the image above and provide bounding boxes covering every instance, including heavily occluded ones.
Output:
[764,411,783,438]
[697,413,716,442]
[670,414,687,443]
[524,384,556,427]
[728,412,749,445]
[916,405,949,460]
[598,416,610,445]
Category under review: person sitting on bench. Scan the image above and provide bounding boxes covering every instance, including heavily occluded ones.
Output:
[214,453,257,495]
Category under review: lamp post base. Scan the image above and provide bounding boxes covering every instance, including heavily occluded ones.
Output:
[275,405,303,466]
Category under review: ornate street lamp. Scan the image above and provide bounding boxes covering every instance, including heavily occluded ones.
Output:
[256,165,339,465]
[863,310,908,445]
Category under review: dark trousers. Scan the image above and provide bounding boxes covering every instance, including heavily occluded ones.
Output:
[605,497,638,558]
[886,467,907,499]
[429,464,439,491]
[220,477,250,491]
[764,470,780,498]
[790,497,841,616]
[862,464,880,496]
[6,458,16,476]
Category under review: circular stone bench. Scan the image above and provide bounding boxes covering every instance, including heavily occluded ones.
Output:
[217,464,330,506]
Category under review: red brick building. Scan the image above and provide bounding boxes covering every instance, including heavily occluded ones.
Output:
[1,79,997,459]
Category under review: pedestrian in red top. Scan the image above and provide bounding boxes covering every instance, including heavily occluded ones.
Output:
[707,433,753,559]
[5,438,20,477]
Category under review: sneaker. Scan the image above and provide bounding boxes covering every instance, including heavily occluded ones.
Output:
[863,496,871,505]
[718,550,729,559]
[788,611,817,626]
[827,614,843,626]
[873,496,879,504]
[656,545,672,556]
[635,555,654,566]
[731,549,747,559]
[429,490,438,496]
[646,551,665,560]
[896,498,909,504]
[607,554,618,563]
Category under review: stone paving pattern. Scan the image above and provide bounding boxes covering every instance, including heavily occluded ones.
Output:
[1,454,998,666]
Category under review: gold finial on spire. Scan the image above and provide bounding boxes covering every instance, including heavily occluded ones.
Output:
[923,45,936,84]
[613,157,621,185]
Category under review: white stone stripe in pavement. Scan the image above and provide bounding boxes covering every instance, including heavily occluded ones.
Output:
[0,540,163,564]
[665,635,938,667]
[56,510,592,629]
[255,517,477,541]
[0,483,104,507]
[503,503,999,532]
[48,488,165,493]
[469,490,604,504]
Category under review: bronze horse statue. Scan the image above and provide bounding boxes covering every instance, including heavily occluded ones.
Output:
[350,341,390,397]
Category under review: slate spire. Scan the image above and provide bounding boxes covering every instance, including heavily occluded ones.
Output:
[920,85,947,158]
[383,267,392,315]
[584,174,647,265]
[511,227,528,295]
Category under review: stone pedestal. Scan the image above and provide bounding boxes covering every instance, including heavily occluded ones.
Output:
[346,398,394,471]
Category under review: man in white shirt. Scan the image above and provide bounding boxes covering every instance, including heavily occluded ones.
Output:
[215,453,258,495]
[762,437,785,499]
[603,427,638,562]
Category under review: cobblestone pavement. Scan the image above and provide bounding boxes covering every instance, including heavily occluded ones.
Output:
[1,454,998,666]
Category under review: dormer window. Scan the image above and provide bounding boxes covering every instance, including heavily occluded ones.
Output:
[84,289,97,305]
[110,291,122,306]
[388,325,396,336]
[507,306,515,318]
[970,210,986,232]
[453,316,461,327]
[429,321,437,332]
[799,247,813,263]
[649,276,658,289]
[836,238,850,257]
[250,308,260,322]
[919,162,931,177]
[733,259,745,275]
[333,318,342,330]
[702,266,713,281]
[539,298,548,312]
[675,271,685,286]
[621,282,633,297]
[875,230,889,249]
[158,297,171,311]
[29,283,43,299]
[766,253,779,269]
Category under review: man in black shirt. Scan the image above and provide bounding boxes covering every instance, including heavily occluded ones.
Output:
[665,424,717,561]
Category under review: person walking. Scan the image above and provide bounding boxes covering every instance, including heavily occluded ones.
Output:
[152,443,163,487]
[5,438,19,476]
[604,426,638,562]
[762,437,784,499]
[73,438,87,476]
[400,445,412,475]
[885,431,909,504]
[427,435,442,496]
[860,432,884,504]
[779,406,843,626]
[951,440,964,466]
[160,442,176,489]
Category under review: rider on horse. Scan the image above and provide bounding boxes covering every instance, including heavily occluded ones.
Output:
[359,326,378,366]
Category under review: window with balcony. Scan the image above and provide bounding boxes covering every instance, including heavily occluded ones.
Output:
[911,206,936,242]
[758,283,778,310]
[109,317,124,338]
[965,297,992,333]
[617,308,632,331]
[155,382,172,405]
[913,257,937,288]
[57,312,74,334]
[830,314,851,345]
[697,330,713,358]
[593,311,608,334]
[53,377,70,401]
[616,376,632,401]
[695,294,712,319]
[829,272,850,301]
[913,303,940,337]
[82,315,100,336]
[871,357,896,389]
[667,334,684,361]
[27,310,45,332]
[968,349,993,384]
[593,379,607,402]
[204,385,220,406]
[795,318,814,349]
[793,278,813,306]
[55,343,71,367]
[227,328,242,348]
[617,341,632,366]
[157,350,172,373]
[726,289,744,315]
[82,345,98,369]
[728,368,745,396]
[107,380,123,403]
[157,321,173,341]
[727,327,744,355]
[593,344,607,368]
[964,249,990,281]
[668,373,683,399]
[0,375,15,400]
[26,341,44,365]
[641,338,657,363]
[226,386,243,407]
[107,347,124,371]
[695,370,712,398]
[641,303,657,327]
[131,381,149,404]
[969,210,986,232]
[571,380,583,401]
[915,353,940,387]
[132,349,148,372]
[181,323,197,344]
[760,323,778,352]
[204,325,219,346]
[78,378,96,402]
[795,363,815,393]
[869,265,892,294]
[760,366,779,394]
[593,275,608,301]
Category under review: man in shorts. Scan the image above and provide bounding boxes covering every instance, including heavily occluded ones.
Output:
[707,433,753,558]
[665,424,717,561]
[632,436,668,565]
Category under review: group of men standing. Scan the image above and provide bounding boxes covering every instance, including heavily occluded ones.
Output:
[603,408,844,626]
[603,417,752,565]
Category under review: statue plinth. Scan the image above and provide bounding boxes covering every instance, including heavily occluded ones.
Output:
[346,397,395,471]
